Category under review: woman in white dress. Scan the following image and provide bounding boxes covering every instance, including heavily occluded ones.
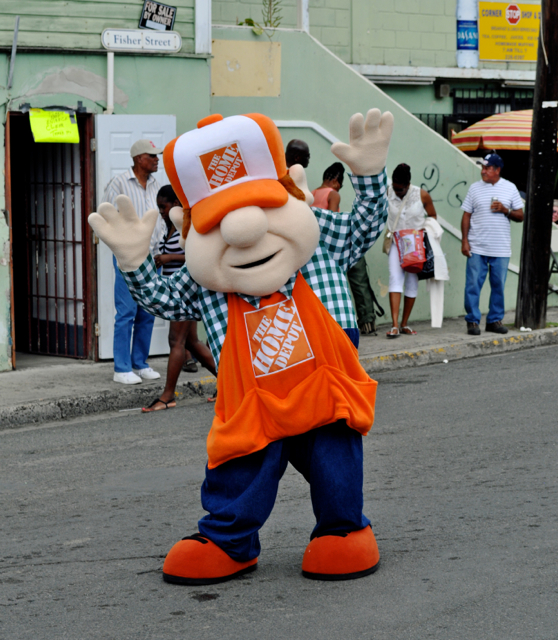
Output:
[385,163,438,338]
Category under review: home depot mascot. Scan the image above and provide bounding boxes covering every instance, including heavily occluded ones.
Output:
[89,108,393,585]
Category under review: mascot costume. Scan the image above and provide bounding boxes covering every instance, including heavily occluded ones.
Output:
[89,108,393,585]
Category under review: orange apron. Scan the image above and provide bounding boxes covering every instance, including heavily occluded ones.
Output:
[207,272,377,469]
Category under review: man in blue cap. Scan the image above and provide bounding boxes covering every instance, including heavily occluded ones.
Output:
[461,153,524,336]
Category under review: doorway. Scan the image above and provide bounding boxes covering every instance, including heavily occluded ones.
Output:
[8,111,96,361]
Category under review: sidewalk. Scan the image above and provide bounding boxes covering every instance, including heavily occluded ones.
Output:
[1,306,558,429]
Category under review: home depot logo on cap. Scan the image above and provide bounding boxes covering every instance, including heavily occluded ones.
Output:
[163,113,289,234]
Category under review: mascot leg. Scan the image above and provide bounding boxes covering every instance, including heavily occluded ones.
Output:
[289,422,380,581]
[163,442,289,585]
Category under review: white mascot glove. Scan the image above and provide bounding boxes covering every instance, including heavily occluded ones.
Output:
[88,195,158,272]
[331,108,394,176]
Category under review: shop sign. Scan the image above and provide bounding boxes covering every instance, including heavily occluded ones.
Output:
[101,28,182,53]
[139,1,177,31]
[479,2,541,61]
[29,109,80,144]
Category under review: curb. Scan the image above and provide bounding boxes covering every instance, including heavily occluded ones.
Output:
[2,328,557,429]
[0,377,217,429]
[360,327,558,374]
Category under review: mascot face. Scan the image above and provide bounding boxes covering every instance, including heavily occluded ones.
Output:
[165,114,319,297]
[184,179,319,297]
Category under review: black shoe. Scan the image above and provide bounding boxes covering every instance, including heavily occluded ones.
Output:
[467,322,481,336]
[182,358,199,373]
[485,321,508,334]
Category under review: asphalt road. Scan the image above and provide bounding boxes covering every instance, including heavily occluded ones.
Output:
[1,346,557,640]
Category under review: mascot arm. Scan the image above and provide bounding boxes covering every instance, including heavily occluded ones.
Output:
[313,171,389,272]
[120,254,202,322]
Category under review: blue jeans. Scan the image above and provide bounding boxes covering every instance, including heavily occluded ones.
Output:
[113,257,155,372]
[464,253,509,325]
[199,421,370,562]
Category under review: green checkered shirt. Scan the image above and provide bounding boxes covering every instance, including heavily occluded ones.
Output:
[122,171,388,369]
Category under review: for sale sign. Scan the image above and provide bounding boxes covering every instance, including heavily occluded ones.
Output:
[139,1,177,31]
[479,2,541,61]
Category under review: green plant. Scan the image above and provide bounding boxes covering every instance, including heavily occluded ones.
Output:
[238,0,282,40]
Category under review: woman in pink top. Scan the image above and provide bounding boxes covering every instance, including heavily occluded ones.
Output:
[311,162,344,212]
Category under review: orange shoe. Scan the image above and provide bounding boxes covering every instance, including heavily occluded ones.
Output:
[162,534,258,585]
[301,526,380,581]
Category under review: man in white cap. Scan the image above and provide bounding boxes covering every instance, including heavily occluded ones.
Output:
[102,140,164,384]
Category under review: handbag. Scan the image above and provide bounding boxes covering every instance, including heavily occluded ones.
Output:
[417,231,435,281]
[382,189,411,254]
[394,228,427,273]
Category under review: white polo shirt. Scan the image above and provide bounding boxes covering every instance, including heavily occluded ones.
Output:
[461,177,523,258]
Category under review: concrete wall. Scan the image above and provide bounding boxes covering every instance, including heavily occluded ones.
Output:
[0,50,210,371]
[211,26,524,326]
[213,0,538,71]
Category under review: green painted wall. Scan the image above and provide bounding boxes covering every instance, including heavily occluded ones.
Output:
[211,26,524,326]
[213,0,538,71]
[0,0,195,53]
[0,50,210,371]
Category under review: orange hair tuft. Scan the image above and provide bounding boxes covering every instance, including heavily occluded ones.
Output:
[278,174,306,202]
[181,208,192,239]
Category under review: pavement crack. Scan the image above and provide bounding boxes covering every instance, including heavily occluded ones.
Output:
[0,554,165,571]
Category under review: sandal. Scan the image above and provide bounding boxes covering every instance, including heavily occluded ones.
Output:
[401,326,417,335]
[142,397,177,413]
[386,326,400,339]
[207,390,217,403]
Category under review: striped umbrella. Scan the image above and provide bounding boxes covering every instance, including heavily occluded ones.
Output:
[451,109,534,151]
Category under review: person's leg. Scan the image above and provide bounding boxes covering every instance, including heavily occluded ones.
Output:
[464,253,489,325]
[130,305,156,371]
[388,243,405,330]
[288,422,370,540]
[486,257,509,324]
[199,441,289,561]
[185,321,217,377]
[143,321,188,411]
[113,259,136,373]
[400,272,419,329]
[348,257,376,331]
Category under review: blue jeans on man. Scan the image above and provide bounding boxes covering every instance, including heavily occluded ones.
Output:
[464,253,509,325]
[113,257,155,372]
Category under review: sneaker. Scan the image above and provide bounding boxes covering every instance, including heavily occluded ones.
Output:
[486,321,508,334]
[114,371,142,385]
[133,367,161,380]
[467,322,481,336]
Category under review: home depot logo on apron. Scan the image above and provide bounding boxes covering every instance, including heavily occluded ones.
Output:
[244,298,314,377]
[199,142,248,190]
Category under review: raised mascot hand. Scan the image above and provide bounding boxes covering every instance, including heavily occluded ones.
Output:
[88,195,158,272]
[331,109,394,176]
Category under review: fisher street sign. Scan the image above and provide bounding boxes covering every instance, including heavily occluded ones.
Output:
[139,0,177,31]
[102,28,182,52]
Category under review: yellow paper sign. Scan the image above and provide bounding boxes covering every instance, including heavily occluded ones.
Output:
[29,109,80,144]
[479,2,541,62]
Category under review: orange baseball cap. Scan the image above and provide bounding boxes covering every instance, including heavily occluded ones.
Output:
[163,113,289,234]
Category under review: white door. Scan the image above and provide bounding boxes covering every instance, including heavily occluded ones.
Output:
[95,114,177,360]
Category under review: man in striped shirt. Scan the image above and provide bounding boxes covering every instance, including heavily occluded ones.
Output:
[461,153,524,336]
[102,139,164,384]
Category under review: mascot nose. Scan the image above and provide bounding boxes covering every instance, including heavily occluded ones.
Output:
[220,206,268,247]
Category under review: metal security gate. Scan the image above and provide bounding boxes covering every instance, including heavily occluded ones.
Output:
[9,113,95,359]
